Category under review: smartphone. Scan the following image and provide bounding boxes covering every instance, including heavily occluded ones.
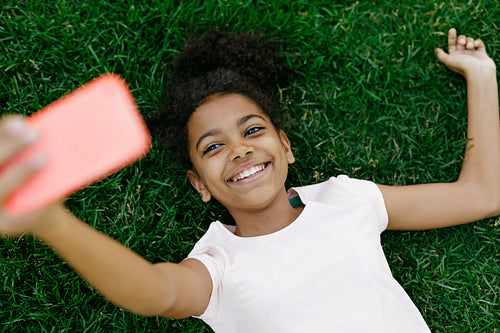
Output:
[3,74,152,215]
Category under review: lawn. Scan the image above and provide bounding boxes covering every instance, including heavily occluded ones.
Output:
[0,1,499,332]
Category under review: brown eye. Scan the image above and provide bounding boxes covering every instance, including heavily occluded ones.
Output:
[203,143,222,155]
[245,127,263,136]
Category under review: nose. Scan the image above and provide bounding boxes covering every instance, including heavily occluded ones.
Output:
[229,139,253,161]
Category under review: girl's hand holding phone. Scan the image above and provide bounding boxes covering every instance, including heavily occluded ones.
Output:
[0,74,151,237]
[0,116,55,237]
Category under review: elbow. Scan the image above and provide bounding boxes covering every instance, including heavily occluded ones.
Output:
[131,264,191,319]
[491,194,500,217]
[475,185,500,218]
[481,196,500,218]
[457,179,500,219]
[117,289,174,318]
[116,266,177,318]
[486,181,500,217]
[126,297,172,318]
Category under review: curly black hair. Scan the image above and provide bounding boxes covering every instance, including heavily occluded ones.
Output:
[150,28,293,168]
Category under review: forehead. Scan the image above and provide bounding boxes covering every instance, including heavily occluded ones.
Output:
[188,93,270,137]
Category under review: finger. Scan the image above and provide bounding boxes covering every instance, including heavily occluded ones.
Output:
[435,47,449,64]
[0,154,46,205]
[466,36,475,49]
[0,117,38,164]
[0,116,26,137]
[474,38,486,53]
[448,28,458,52]
[457,34,467,51]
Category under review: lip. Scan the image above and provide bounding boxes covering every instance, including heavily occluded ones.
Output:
[227,162,270,184]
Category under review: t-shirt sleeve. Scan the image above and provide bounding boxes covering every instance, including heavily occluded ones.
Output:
[292,175,389,233]
[332,175,389,232]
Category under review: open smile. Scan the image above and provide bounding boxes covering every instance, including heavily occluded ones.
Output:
[227,162,270,183]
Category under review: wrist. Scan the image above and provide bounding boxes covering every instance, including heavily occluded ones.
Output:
[465,61,497,82]
[31,204,74,242]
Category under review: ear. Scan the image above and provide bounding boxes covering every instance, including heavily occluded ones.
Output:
[278,130,295,164]
[188,170,212,202]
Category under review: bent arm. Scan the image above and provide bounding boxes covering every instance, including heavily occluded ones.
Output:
[380,29,500,230]
[33,206,211,318]
[459,66,500,204]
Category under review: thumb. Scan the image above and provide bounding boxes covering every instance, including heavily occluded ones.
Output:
[435,48,449,64]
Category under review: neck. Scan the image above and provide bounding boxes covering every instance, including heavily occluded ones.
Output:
[228,188,304,237]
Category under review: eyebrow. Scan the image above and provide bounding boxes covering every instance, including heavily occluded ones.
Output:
[195,114,266,149]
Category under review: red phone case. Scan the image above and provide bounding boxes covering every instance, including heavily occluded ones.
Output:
[3,74,151,215]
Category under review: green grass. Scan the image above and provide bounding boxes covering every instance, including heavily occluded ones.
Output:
[1,0,499,332]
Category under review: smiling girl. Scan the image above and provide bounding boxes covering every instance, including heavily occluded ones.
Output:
[0,28,498,332]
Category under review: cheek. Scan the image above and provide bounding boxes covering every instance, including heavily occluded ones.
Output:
[194,159,224,186]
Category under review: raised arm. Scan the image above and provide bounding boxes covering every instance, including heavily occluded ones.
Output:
[379,28,500,230]
[31,207,212,319]
[0,116,211,318]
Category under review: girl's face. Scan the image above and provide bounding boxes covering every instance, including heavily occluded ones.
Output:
[187,93,295,214]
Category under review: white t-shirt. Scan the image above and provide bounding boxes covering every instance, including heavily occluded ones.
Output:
[187,175,431,333]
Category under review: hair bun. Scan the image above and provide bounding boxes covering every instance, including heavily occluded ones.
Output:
[173,28,287,90]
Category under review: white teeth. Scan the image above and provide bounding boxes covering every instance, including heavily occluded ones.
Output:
[231,164,266,182]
